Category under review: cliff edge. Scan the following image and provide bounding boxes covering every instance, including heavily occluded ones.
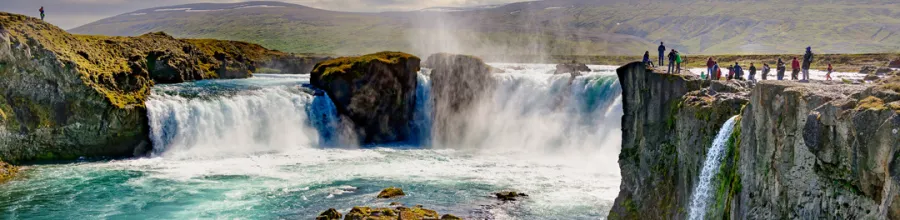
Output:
[611,62,900,219]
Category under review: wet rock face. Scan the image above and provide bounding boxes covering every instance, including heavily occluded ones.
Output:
[425,53,496,146]
[311,52,420,144]
[376,187,406,199]
[737,82,900,219]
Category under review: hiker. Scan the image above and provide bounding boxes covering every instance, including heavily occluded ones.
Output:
[706,57,716,80]
[734,62,744,80]
[748,63,757,82]
[777,58,786,80]
[802,47,814,81]
[642,51,653,67]
[39,7,45,20]
[727,65,734,80]
[667,49,676,74]
[826,63,833,81]
[762,63,771,80]
[791,57,801,80]
[658,42,666,66]
[675,50,683,74]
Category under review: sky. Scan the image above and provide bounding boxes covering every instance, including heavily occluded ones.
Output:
[0,0,523,29]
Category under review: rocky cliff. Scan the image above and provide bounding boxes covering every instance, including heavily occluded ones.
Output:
[310,51,420,144]
[610,62,900,219]
[424,53,497,146]
[0,12,305,164]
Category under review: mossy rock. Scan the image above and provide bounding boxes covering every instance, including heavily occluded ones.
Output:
[0,160,17,183]
[397,206,440,220]
[377,187,406,199]
[316,208,342,220]
[312,51,418,84]
[856,96,887,111]
[345,206,396,220]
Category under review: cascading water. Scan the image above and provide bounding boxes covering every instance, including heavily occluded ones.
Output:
[0,65,626,219]
[146,74,340,158]
[687,115,740,220]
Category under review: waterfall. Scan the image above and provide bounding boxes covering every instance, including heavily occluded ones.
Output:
[145,75,339,158]
[409,70,433,145]
[687,115,740,220]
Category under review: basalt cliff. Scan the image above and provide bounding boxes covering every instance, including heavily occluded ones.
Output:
[610,62,900,219]
[0,12,314,164]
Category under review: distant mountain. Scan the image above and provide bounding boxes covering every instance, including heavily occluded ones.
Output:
[71,0,900,56]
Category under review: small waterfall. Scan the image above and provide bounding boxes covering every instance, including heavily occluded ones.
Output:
[409,70,433,145]
[687,116,739,220]
[146,75,340,158]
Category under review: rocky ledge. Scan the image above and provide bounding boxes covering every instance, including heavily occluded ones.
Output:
[0,12,309,164]
[610,62,900,219]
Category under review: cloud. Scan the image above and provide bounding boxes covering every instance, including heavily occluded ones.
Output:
[0,0,524,29]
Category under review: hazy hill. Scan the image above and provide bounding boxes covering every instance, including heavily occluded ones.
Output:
[71,0,900,56]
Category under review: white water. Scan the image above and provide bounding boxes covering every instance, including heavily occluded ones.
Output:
[1,65,626,219]
[687,115,739,220]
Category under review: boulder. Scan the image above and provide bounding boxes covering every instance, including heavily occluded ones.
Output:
[440,214,463,220]
[859,65,893,75]
[311,52,420,144]
[377,187,406,198]
[494,191,528,201]
[425,53,497,146]
[345,207,397,220]
[397,206,440,219]
[554,62,591,74]
[316,208,342,220]
[0,160,17,183]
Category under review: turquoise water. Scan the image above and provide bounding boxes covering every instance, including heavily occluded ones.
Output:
[0,65,623,219]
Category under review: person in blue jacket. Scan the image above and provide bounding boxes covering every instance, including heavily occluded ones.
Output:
[642,51,653,67]
[658,42,666,66]
[733,62,744,80]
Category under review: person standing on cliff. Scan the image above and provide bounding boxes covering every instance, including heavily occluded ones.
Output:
[706,57,716,80]
[39,7,45,20]
[667,49,676,74]
[713,62,721,80]
[727,65,734,80]
[734,62,744,80]
[777,58,786,80]
[802,47,813,81]
[658,42,666,67]
[791,57,801,80]
[748,63,757,82]
[826,63,833,81]
[675,50,683,74]
[762,63,771,80]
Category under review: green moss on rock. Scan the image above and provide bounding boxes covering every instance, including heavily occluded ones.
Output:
[312,51,418,83]
[0,160,17,183]
[377,187,406,199]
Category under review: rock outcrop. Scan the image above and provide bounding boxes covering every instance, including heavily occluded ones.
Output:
[0,12,301,163]
[320,205,453,220]
[311,52,420,144]
[554,62,591,74]
[0,160,16,182]
[610,62,900,219]
[425,53,497,146]
[609,62,749,219]
[890,60,900,69]
[377,187,405,198]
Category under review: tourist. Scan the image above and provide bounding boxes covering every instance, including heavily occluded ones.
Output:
[802,47,813,81]
[714,62,722,80]
[643,51,652,67]
[762,63,771,80]
[667,49,676,74]
[777,58,786,80]
[39,7,45,20]
[675,50,683,74]
[734,62,744,80]
[707,57,716,80]
[826,63,833,81]
[748,63,757,82]
[658,42,666,67]
[791,57,800,80]
[701,71,707,80]
[727,65,734,80]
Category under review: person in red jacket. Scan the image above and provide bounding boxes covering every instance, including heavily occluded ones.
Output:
[826,63,833,81]
[706,57,716,81]
[791,57,801,80]
[39,7,45,20]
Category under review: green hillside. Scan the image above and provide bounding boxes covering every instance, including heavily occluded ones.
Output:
[70,0,900,57]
